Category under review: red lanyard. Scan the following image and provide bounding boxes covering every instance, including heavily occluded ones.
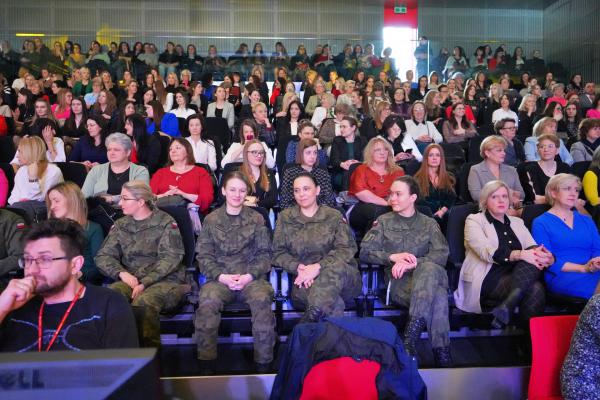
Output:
[38,285,85,352]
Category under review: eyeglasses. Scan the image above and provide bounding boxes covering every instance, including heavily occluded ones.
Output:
[501,126,517,131]
[19,256,70,269]
[537,144,557,149]
[247,150,266,156]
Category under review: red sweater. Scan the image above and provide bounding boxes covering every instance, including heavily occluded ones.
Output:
[150,166,214,212]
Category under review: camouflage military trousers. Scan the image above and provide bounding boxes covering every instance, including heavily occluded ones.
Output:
[387,261,450,348]
[110,281,187,348]
[291,265,362,317]
[195,280,276,363]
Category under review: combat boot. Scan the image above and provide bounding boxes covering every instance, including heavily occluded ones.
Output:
[433,346,453,368]
[298,306,324,324]
[403,316,427,357]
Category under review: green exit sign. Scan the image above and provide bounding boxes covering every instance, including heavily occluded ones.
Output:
[394,6,407,13]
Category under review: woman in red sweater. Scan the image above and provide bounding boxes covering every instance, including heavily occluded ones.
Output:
[150,138,214,213]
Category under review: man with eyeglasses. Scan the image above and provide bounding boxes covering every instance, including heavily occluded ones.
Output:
[0,219,138,352]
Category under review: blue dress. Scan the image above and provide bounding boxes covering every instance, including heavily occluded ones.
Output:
[532,211,600,298]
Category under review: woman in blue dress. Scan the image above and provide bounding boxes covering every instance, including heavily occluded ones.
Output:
[532,173,600,299]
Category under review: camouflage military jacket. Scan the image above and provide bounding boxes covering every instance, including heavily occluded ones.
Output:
[196,205,272,281]
[272,205,357,274]
[0,209,25,276]
[95,210,185,286]
[360,211,449,268]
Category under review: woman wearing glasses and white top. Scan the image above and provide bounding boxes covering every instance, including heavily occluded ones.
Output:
[404,101,443,154]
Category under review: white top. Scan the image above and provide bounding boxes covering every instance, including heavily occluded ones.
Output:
[399,134,424,162]
[290,121,298,136]
[11,78,25,91]
[311,107,329,129]
[404,119,443,144]
[8,163,63,205]
[169,107,196,119]
[11,137,66,165]
[163,92,174,113]
[491,108,519,127]
[185,136,217,172]
[221,142,275,169]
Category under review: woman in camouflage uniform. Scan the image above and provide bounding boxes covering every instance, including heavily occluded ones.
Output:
[360,176,452,367]
[95,180,187,348]
[272,172,362,323]
[195,171,276,370]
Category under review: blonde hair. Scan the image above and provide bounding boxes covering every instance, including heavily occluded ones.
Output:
[19,136,50,193]
[122,180,156,210]
[479,180,510,211]
[166,72,179,87]
[251,101,267,114]
[45,181,88,226]
[545,173,581,206]
[480,135,507,158]
[180,69,191,81]
[281,92,298,113]
[533,117,557,137]
[363,136,401,173]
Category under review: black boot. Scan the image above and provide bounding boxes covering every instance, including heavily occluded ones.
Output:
[299,306,324,324]
[433,346,453,368]
[491,288,524,328]
[403,317,427,357]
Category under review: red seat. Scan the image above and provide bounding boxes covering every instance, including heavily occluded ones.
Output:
[300,356,381,400]
[528,315,579,400]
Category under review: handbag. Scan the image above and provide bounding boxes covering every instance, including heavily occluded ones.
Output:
[156,194,189,208]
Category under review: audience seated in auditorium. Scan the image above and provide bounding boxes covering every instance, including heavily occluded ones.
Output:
[456,180,552,329]
[570,118,600,163]
[279,138,335,210]
[525,117,573,165]
[124,113,161,175]
[413,144,456,226]
[405,101,443,154]
[8,136,63,210]
[96,181,187,347]
[522,134,572,205]
[329,116,367,191]
[273,172,362,323]
[150,138,214,214]
[45,182,104,285]
[195,171,275,371]
[221,119,274,169]
[68,115,108,169]
[81,132,149,205]
[185,114,217,172]
[238,139,277,211]
[348,137,404,236]
[468,135,524,210]
[360,176,452,367]
[532,174,600,299]
[0,219,138,352]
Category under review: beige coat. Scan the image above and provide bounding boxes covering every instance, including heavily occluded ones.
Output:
[453,212,537,313]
